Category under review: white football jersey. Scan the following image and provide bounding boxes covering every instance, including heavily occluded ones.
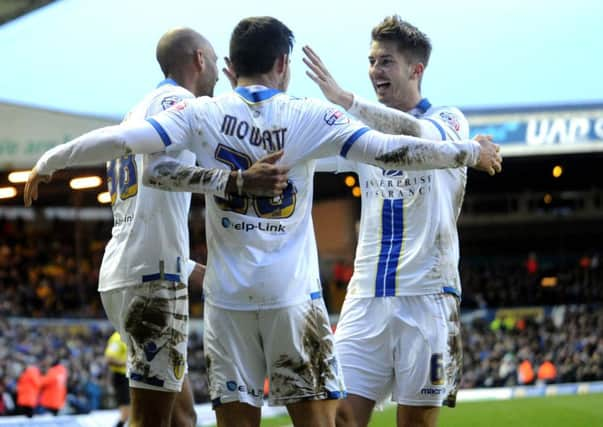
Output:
[329,99,468,298]
[98,79,196,292]
[148,86,370,310]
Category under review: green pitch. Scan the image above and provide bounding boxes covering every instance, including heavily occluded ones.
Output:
[259,394,603,427]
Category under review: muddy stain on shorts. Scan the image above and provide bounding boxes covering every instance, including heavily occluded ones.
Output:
[270,304,335,399]
[124,296,169,345]
[444,301,462,408]
[123,286,188,378]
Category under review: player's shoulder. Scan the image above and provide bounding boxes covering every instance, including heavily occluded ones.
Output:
[426,105,469,139]
[153,85,195,110]
[163,95,214,117]
[130,85,195,118]
[288,96,352,126]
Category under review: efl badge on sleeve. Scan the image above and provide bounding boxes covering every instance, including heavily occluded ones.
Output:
[439,111,461,132]
[161,95,182,110]
[324,108,350,126]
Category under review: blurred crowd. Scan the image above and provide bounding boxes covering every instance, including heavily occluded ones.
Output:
[1,218,602,317]
[0,318,209,416]
[0,218,106,318]
[1,306,601,416]
[461,305,603,389]
[460,252,602,309]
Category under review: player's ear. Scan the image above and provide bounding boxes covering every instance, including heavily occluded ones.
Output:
[412,62,425,80]
[194,49,204,71]
[276,54,289,75]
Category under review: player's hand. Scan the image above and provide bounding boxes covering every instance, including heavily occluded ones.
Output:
[302,45,354,110]
[24,168,52,207]
[222,57,238,90]
[473,134,502,176]
[243,150,290,197]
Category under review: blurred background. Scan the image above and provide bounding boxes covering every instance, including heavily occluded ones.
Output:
[0,0,602,425]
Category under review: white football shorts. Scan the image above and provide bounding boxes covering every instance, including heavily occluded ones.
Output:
[101,279,189,392]
[335,293,462,407]
[204,296,346,408]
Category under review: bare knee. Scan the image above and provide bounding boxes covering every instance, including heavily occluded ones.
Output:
[130,388,177,427]
[336,400,357,427]
[287,399,338,427]
[337,395,375,427]
[171,377,197,427]
[171,406,197,427]
[397,405,440,427]
[215,402,260,427]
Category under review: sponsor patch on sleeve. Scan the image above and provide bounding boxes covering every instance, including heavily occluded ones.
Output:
[161,95,183,110]
[438,111,461,132]
[324,108,350,126]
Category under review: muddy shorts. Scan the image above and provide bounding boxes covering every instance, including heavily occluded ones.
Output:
[101,279,189,392]
[204,297,346,408]
[335,293,462,407]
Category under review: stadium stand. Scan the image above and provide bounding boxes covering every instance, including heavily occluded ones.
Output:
[1,229,602,416]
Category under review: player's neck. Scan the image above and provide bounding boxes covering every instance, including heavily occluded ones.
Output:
[167,72,197,96]
[400,92,422,112]
[237,75,282,91]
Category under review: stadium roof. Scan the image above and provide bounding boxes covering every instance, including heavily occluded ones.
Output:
[0,0,54,25]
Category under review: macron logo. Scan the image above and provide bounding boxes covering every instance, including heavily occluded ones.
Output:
[221,217,286,233]
[420,387,445,395]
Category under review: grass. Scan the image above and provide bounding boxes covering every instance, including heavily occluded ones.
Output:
[258,394,603,427]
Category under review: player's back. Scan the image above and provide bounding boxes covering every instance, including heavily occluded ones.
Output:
[167,86,367,310]
[99,79,195,292]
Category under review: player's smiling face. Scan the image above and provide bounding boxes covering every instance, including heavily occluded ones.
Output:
[368,40,416,111]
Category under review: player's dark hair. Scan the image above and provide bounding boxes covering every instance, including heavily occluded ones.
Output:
[371,15,432,67]
[229,16,294,77]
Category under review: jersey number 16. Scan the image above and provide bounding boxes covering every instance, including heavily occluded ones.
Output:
[106,155,138,205]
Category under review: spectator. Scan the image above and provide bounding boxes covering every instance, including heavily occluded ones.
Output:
[525,252,539,275]
[39,360,68,415]
[537,358,557,384]
[16,364,41,417]
[104,332,129,427]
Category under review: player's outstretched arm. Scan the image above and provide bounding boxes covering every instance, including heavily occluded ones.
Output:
[143,150,290,197]
[346,96,425,137]
[303,45,422,137]
[346,130,502,175]
[24,121,166,207]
